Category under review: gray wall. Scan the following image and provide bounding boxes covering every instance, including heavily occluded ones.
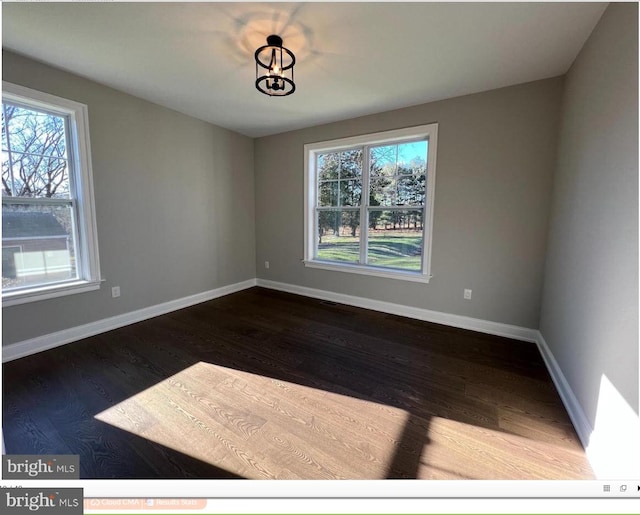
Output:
[2,51,256,346]
[255,78,564,328]
[540,3,639,422]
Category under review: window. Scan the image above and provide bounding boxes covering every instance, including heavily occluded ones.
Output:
[304,124,438,282]
[2,82,101,306]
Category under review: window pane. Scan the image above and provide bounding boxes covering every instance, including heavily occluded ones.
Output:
[397,175,426,206]
[370,141,427,207]
[10,155,70,199]
[318,152,339,180]
[1,112,8,152]
[319,180,338,207]
[2,155,10,197]
[370,175,396,206]
[370,145,397,175]
[319,149,362,181]
[4,105,67,158]
[2,103,70,199]
[339,179,361,206]
[367,209,423,271]
[339,149,362,179]
[397,141,427,174]
[316,210,360,263]
[2,203,78,291]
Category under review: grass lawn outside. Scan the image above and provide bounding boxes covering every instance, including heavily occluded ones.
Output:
[317,232,422,271]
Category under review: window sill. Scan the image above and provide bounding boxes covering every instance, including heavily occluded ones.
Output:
[303,260,431,283]
[2,279,102,307]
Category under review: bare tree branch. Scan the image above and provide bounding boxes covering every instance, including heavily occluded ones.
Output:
[2,105,68,198]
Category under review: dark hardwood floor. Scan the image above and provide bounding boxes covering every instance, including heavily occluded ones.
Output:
[2,287,593,479]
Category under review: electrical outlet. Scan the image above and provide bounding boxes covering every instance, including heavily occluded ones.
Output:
[112,286,121,298]
[464,289,472,300]
[265,261,270,269]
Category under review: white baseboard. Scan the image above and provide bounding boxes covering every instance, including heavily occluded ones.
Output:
[536,331,640,479]
[256,278,539,343]
[2,279,256,363]
[534,331,593,450]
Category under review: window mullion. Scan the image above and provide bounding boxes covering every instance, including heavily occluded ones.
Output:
[367,205,420,211]
[1,196,73,207]
[360,145,369,265]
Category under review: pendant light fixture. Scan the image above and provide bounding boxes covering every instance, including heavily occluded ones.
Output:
[255,35,296,97]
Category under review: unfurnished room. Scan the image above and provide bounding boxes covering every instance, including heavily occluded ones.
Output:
[1,2,638,482]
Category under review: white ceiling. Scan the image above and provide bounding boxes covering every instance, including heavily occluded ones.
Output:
[2,2,607,138]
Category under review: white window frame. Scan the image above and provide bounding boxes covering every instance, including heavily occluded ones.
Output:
[304,123,438,283]
[2,81,101,307]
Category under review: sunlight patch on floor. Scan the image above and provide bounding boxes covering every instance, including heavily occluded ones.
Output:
[95,361,409,479]
[418,415,593,480]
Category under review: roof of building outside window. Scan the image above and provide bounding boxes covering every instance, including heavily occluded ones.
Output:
[2,211,67,239]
